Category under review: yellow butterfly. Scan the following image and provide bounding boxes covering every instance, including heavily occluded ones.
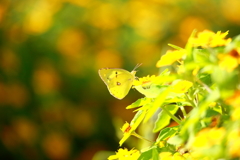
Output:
[98,64,141,99]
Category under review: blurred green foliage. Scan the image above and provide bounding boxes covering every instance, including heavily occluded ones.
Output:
[0,0,240,159]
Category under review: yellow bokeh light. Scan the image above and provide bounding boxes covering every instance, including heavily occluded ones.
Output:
[126,1,163,39]
[221,0,240,24]
[23,0,61,34]
[42,133,71,160]
[132,41,160,66]
[179,16,209,42]
[96,49,122,68]
[57,29,85,58]
[32,63,60,95]
[87,2,120,30]
[12,118,37,145]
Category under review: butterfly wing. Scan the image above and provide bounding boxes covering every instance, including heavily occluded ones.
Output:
[98,68,135,99]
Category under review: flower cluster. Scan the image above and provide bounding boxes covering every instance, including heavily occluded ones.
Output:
[189,30,231,48]
[108,148,140,160]
[108,30,240,160]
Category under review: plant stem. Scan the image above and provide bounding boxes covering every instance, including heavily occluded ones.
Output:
[196,78,212,93]
[131,132,153,143]
[161,105,182,124]
[180,105,187,118]
[185,93,197,108]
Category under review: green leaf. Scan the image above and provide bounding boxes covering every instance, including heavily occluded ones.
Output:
[167,135,184,146]
[199,73,212,87]
[211,67,238,95]
[206,88,220,102]
[225,34,240,52]
[179,107,202,140]
[168,43,184,50]
[212,104,222,115]
[152,147,159,160]
[206,107,221,117]
[156,126,179,143]
[138,146,159,160]
[185,29,197,59]
[144,87,171,123]
[126,97,152,109]
[153,105,179,132]
[130,110,147,127]
[138,150,152,160]
[159,68,170,76]
[135,85,167,98]
[192,48,212,65]
[138,147,153,160]
[134,102,153,112]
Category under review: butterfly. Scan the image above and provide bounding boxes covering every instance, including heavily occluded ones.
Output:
[98,64,141,99]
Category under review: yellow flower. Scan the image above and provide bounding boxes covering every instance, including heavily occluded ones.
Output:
[209,102,216,107]
[190,30,215,47]
[227,129,240,158]
[231,107,240,120]
[133,75,162,88]
[191,127,225,150]
[108,148,140,160]
[159,152,188,160]
[171,80,193,93]
[156,50,186,67]
[226,90,240,108]
[190,128,225,159]
[210,31,232,47]
[158,152,173,160]
[173,153,187,160]
[119,122,132,146]
[133,75,161,86]
[192,66,200,76]
[190,30,231,48]
[119,111,146,146]
[120,122,132,133]
[177,60,185,74]
[133,75,170,98]
[218,49,240,72]
[219,54,238,72]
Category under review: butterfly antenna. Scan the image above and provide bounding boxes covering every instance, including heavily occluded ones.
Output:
[133,63,142,71]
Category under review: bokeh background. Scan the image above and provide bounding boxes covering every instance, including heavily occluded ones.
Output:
[0,0,240,159]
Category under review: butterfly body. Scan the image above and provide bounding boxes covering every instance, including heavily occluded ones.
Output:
[98,68,137,99]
